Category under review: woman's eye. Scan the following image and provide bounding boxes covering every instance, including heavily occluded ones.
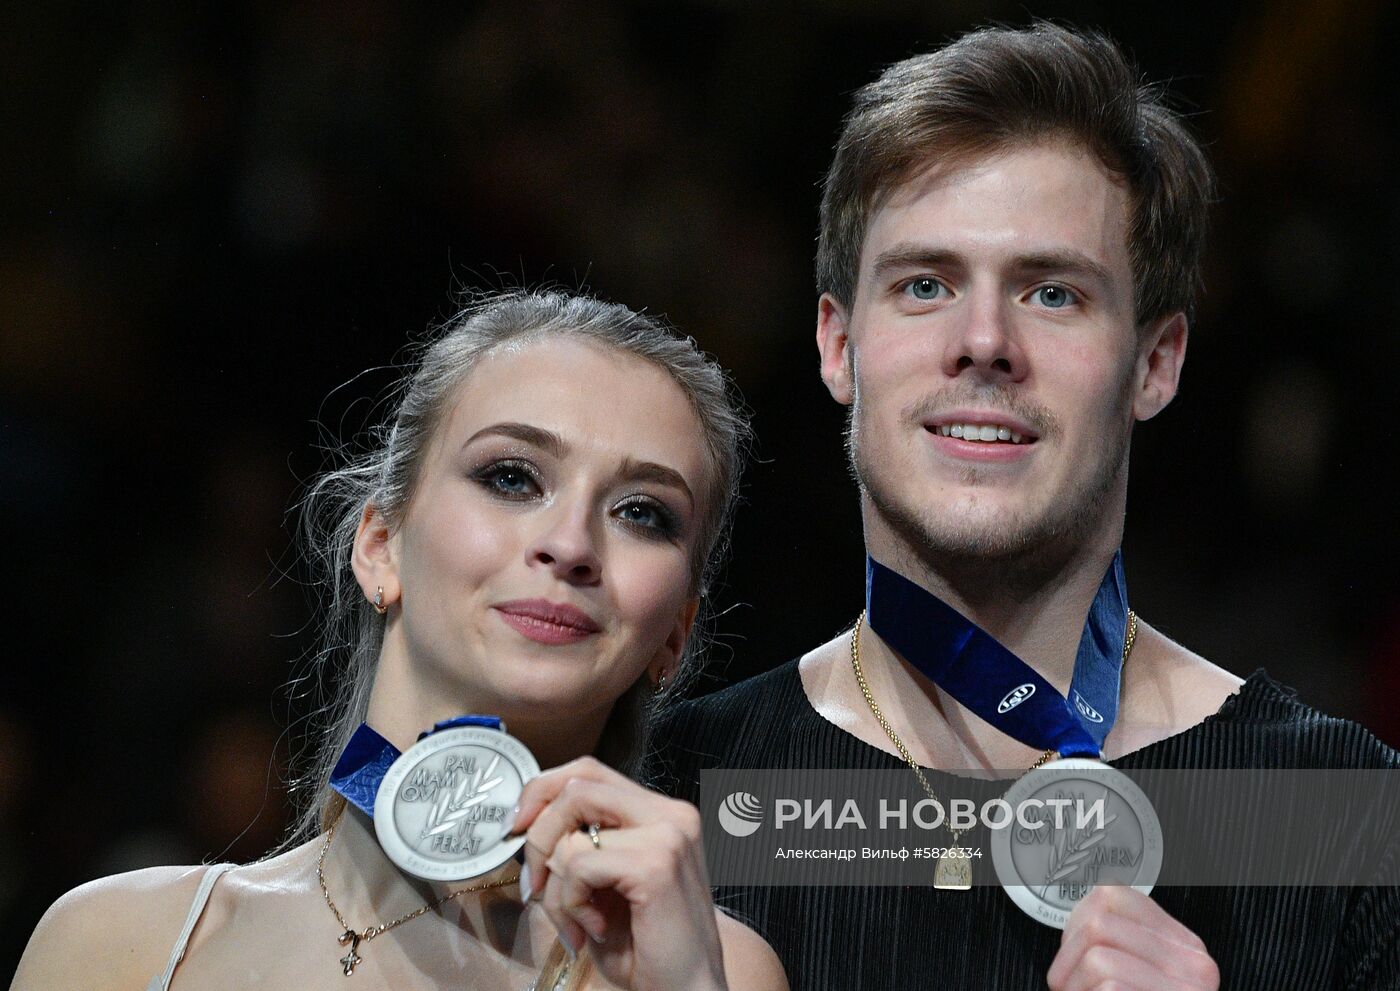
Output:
[615,499,678,538]
[905,277,944,302]
[1032,285,1077,309]
[473,462,540,498]
[492,469,533,494]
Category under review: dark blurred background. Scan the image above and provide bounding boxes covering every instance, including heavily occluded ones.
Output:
[5,0,1399,976]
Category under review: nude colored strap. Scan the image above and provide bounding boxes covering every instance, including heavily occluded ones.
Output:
[149,864,234,991]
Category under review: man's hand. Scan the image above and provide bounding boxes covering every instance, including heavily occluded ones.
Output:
[1046,886,1220,991]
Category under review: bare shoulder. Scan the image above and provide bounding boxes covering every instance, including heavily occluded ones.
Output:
[716,909,789,991]
[1113,618,1245,753]
[13,864,217,990]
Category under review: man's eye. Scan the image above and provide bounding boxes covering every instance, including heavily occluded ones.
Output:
[906,278,944,302]
[1032,285,1076,309]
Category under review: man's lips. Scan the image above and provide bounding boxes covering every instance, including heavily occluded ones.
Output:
[921,410,1041,463]
[926,429,1036,462]
[922,409,1040,444]
[493,599,602,645]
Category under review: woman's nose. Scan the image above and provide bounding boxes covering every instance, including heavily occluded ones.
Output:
[527,506,602,585]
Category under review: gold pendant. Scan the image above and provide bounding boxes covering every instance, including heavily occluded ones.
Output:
[934,855,971,890]
[339,930,363,976]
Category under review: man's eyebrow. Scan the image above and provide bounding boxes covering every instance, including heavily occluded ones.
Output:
[462,422,567,456]
[868,243,1115,286]
[869,245,964,281]
[1012,250,1113,285]
[618,457,694,509]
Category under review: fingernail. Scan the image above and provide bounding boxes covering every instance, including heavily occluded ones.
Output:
[503,803,519,834]
[587,922,607,945]
[519,863,532,903]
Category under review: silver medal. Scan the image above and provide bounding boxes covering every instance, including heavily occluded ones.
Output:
[373,724,539,881]
[990,757,1162,929]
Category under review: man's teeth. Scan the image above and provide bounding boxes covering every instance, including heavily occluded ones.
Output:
[939,423,1027,444]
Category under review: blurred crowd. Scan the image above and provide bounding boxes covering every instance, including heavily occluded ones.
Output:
[5,0,1399,978]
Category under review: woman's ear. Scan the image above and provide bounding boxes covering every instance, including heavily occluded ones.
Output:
[651,596,701,684]
[351,503,401,611]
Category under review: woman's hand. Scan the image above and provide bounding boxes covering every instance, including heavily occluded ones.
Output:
[510,756,728,991]
[1047,886,1220,991]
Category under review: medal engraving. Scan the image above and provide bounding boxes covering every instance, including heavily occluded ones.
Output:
[991,758,1162,929]
[374,725,540,881]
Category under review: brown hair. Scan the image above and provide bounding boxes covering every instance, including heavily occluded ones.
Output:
[816,22,1216,326]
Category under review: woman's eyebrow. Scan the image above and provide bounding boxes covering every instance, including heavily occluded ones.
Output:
[462,421,567,456]
[617,457,694,510]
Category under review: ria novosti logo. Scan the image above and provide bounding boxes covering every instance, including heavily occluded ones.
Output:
[712,788,1113,838]
[716,792,764,837]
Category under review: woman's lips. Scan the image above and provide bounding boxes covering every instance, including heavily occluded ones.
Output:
[493,599,602,645]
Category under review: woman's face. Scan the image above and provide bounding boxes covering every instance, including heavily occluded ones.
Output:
[371,337,708,728]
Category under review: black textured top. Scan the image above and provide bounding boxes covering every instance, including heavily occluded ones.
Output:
[650,660,1400,990]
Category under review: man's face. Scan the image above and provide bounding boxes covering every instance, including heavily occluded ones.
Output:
[819,141,1181,570]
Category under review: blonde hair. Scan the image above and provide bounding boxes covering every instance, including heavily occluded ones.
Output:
[291,289,750,842]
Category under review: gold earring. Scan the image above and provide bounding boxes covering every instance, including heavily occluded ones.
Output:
[655,672,667,693]
[373,587,387,615]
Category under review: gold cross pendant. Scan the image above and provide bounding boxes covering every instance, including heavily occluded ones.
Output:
[338,930,363,976]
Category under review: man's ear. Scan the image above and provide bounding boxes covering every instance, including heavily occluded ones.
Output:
[1134,311,1189,422]
[651,596,701,684]
[817,293,855,406]
[351,503,401,610]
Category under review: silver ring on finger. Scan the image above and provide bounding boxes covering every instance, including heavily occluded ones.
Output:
[587,822,602,850]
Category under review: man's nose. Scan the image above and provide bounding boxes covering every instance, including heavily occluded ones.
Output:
[941,290,1028,383]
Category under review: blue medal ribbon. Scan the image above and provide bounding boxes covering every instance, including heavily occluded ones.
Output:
[865,553,1128,760]
[330,715,504,817]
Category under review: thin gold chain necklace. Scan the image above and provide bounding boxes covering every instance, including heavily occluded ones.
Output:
[849,608,1137,887]
[315,809,521,976]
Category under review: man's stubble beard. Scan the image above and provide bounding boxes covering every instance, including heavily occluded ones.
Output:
[847,387,1134,593]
